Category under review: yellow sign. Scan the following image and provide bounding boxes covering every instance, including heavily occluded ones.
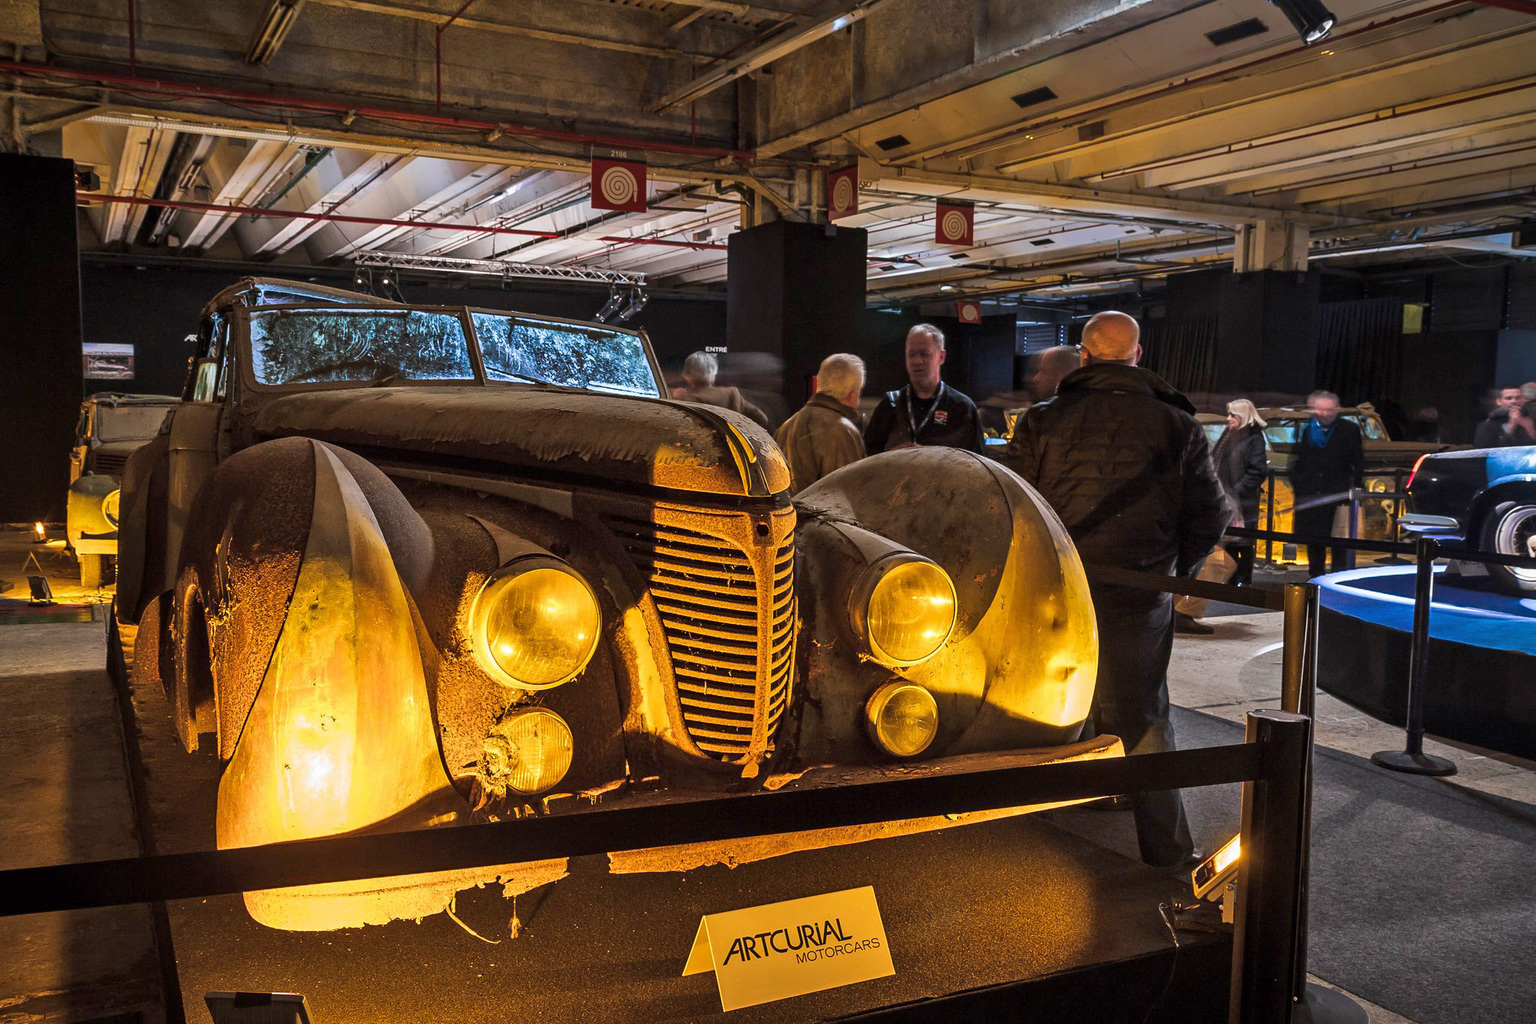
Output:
[683,886,894,1011]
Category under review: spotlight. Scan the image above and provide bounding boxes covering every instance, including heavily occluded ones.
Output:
[594,287,625,323]
[616,288,648,323]
[32,521,46,543]
[352,268,371,293]
[1191,834,1242,922]
[27,574,54,606]
[1268,0,1335,44]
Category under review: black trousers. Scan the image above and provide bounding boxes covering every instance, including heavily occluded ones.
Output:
[1090,591,1194,867]
[1294,500,1345,577]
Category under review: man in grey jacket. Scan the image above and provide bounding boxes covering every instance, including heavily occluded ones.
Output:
[774,354,866,494]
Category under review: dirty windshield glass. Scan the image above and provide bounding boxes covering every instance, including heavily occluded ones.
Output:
[472,313,659,397]
[95,404,172,441]
[249,309,474,386]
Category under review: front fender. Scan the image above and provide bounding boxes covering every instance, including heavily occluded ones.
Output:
[790,448,1097,764]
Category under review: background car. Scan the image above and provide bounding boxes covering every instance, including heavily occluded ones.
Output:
[1402,446,1536,594]
[114,278,1115,931]
[66,392,178,587]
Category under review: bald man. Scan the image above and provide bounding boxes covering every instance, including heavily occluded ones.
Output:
[1000,310,1228,871]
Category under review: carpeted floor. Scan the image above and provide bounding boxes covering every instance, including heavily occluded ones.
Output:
[1050,707,1536,1024]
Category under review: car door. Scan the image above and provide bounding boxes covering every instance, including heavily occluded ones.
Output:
[162,318,230,587]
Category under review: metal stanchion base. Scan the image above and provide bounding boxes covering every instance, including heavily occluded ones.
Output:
[1293,982,1369,1024]
[1369,750,1457,776]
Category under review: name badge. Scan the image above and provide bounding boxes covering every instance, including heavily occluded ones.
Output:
[683,885,894,1011]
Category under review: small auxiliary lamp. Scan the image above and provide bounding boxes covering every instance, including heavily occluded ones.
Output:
[1191,834,1241,923]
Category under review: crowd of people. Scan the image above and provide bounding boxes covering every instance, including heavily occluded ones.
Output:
[666,315,1531,874]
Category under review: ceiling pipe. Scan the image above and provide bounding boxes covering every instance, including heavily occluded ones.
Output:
[0,59,759,164]
[435,0,479,117]
[76,192,733,251]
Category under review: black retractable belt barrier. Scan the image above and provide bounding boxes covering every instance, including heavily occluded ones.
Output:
[0,743,1264,919]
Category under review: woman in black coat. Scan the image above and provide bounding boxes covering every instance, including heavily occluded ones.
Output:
[1212,399,1269,583]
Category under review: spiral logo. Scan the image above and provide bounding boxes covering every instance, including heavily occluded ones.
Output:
[958,303,980,324]
[941,209,968,242]
[831,175,854,214]
[600,165,639,207]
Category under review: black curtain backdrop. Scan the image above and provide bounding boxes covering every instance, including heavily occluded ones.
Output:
[1141,316,1217,397]
[1316,298,1404,405]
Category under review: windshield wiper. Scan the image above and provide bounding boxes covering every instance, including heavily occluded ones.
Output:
[490,370,562,387]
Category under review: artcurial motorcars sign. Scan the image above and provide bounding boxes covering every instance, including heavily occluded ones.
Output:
[684,886,893,1010]
[112,276,1118,933]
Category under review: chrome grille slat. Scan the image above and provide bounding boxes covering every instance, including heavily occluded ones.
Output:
[605,511,795,763]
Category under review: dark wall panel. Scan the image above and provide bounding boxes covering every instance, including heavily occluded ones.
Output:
[0,155,82,522]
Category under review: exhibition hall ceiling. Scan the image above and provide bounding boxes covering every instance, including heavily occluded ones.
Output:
[3,0,1534,303]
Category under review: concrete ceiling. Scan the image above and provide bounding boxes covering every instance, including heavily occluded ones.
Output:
[3,0,1534,305]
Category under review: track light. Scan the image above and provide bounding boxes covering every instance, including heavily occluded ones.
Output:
[1268,0,1335,44]
[247,0,306,65]
[616,288,648,323]
[594,287,625,323]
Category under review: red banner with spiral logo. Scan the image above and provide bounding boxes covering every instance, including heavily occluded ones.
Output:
[827,165,859,222]
[935,200,974,247]
[591,158,648,213]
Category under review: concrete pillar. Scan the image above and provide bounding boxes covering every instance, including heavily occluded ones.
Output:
[726,220,867,419]
[1234,219,1310,274]
[0,153,83,521]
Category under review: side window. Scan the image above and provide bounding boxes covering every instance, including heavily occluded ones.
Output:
[190,315,228,402]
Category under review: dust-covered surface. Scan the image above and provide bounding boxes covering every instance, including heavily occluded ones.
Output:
[250,387,759,496]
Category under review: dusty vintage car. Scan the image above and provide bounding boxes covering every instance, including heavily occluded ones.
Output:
[67,392,179,587]
[1402,446,1536,594]
[114,279,1115,931]
[1197,405,1458,564]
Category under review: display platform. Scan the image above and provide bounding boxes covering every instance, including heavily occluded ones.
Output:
[123,661,1230,1022]
[1316,564,1536,760]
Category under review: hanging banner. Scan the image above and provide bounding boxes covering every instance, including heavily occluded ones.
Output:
[935,200,974,247]
[591,158,648,213]
[827,165,859,221]
[683,886,893,1012]
[956,300,982,324]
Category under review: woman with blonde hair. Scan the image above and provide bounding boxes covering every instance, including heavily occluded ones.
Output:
[1175,399,1270,633]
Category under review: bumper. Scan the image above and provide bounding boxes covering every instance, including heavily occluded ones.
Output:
[1397,512,1463,539]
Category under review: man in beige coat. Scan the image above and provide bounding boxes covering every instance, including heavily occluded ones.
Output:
[773,353,866,494]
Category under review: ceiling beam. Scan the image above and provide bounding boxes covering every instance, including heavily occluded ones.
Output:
[652,0,888,112]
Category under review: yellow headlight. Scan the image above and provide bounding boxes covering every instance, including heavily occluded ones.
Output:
[471,560,601,689]
[489,708,575,794]
[859,556,957,665]
[101,489,121,527]
[865,681,939,758]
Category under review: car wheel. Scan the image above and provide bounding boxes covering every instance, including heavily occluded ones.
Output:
[79,553,106,589]
[1480,501,1536,596]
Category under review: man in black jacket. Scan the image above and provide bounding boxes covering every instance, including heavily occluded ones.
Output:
[1001,311,1228,869]
[863,324,985,454]
[1290,390,1364,577]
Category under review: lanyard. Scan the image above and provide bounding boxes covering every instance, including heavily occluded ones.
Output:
[905,382,946,444]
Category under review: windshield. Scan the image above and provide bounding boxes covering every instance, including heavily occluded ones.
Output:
[472,313,659,397]
[95,404,172,442]
[249,308,475,387]
[1264,413,1390,444]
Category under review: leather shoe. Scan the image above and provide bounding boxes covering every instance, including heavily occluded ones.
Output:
[1175,613,1215,635]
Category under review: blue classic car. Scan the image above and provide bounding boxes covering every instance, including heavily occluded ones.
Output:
[1401,446,1536,594]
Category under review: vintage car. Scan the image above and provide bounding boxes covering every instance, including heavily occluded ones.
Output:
[1197,405,1458,565]
[1401,446,1536,594]
[114,278,1115,931]
[67,392,179,587]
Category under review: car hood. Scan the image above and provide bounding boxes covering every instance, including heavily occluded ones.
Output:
[250,385,791,498]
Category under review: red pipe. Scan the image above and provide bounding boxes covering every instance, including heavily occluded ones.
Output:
[435,0,480,117]
[77,192,731,250]
[0,59,758,163]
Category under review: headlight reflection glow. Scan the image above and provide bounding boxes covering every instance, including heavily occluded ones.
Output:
[471,560,601,689]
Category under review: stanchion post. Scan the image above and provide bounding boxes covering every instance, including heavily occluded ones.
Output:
[1264,469,1277,566]
[1343,488,1361,571]
[1370,536,1456,776]
[1280,583,1310,715]
[1230,710,1311,1024]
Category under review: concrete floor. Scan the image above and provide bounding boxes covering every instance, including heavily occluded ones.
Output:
[1,525,1530,1022]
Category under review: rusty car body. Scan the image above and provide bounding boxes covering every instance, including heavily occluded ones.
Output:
[67,392,179,586]
[115,279,1115,930]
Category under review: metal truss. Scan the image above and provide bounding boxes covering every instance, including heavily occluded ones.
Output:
[353,252,645,286]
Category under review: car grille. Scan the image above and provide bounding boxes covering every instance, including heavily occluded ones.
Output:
[90,452,129,476]
[604,508,795,762]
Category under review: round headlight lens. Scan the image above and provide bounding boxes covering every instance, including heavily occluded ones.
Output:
[865,681,939,758]
[865,558,957,665]
[489,708,574,794]
[472,561,601,689]
[101,489,121,527]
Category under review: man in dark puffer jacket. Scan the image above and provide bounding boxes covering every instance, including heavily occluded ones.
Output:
[1001,311,1229,869]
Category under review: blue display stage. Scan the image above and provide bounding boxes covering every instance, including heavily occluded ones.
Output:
[1317,565,1536,761]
